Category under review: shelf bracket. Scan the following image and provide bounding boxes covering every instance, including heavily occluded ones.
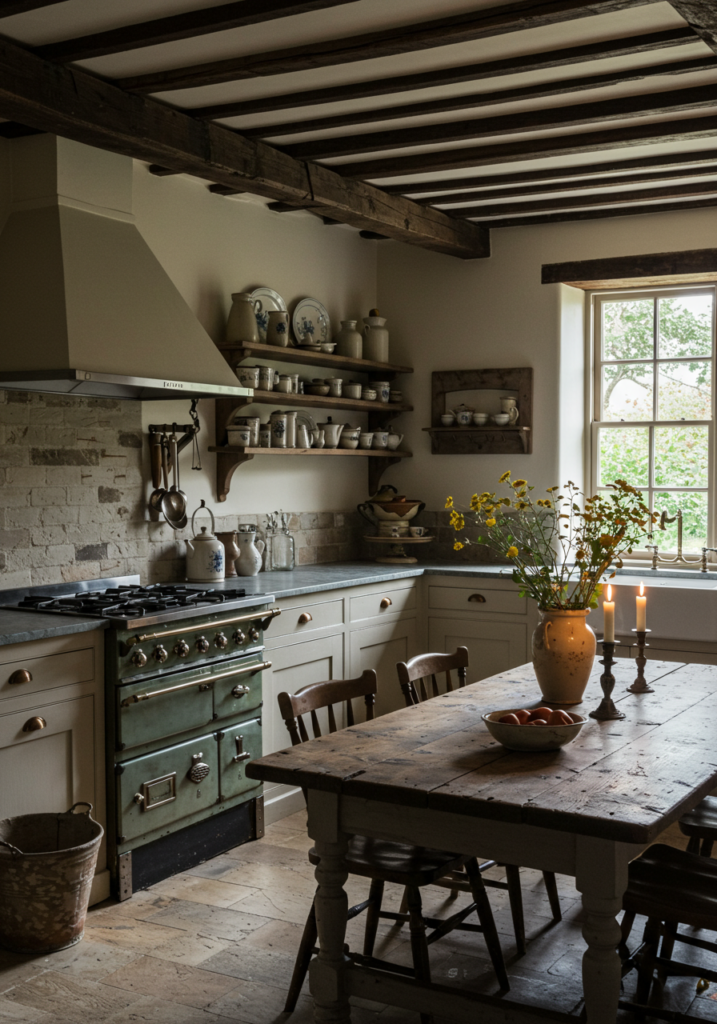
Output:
[216,451,254,502]
[368,455,402,495]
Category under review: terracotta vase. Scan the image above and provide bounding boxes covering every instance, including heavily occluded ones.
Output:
[532,608,596,705]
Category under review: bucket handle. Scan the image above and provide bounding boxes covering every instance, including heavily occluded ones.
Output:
[66,802,93,816]
[0,839,22,857]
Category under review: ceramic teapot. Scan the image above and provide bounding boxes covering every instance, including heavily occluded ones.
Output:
[236,524,265,577]
[186,501,225,582]
[387,430,404,451]
[318,418,344,448]
[450,404,474,426]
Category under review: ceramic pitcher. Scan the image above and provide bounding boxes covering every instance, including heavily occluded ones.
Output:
[362,314,389,363]
[235,525,265,577]
[226,292,260,345]
[500,397,519,424]
[319,419,344,448]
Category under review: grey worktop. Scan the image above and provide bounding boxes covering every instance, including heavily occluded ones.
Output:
[0,609,108,648]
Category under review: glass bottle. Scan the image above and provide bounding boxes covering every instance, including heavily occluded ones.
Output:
[271,513,295,571]
[263,513,277,571]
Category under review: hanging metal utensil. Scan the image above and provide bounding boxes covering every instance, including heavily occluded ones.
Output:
[190,399,202,471]
[148,433,166,519]
[161,434,188,530]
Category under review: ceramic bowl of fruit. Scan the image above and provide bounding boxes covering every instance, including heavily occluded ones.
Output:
[482,706,586,752]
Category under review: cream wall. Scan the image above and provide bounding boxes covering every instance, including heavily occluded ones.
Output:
[131,162,379,515]
[377,204,717,511]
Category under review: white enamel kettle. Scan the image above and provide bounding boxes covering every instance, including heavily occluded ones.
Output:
[186,501,225,582]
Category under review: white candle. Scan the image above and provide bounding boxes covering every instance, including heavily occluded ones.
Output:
[636,582,647,632]
[603,584,615,643]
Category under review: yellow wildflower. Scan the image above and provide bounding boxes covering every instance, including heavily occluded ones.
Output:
[513,479,527,489]
[445,496,453,509]
[454,541,464,551]
[485,518,496,528]
[515,500,529,510]
[452,514,465,531]
[499,471,511,483]
[506,545,519,558]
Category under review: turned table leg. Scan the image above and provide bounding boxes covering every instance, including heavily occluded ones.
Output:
[307,790,352,1024]
[576,836,632,1024]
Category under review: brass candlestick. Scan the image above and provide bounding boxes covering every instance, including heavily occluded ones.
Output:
[590,640,626,721]
[627,629,653,693]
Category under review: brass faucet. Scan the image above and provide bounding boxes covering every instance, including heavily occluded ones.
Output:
[646,508,714,571]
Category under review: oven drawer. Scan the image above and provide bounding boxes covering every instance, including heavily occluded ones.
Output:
[218,717,262,802]
[116,733,219,843]
[213,657,265,723]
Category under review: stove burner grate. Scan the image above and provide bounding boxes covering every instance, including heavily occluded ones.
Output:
[16,583,247,619]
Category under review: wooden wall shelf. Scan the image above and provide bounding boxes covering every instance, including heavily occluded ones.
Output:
[228,390,412,417]
[429,367,533,455]
[220,341,413,377]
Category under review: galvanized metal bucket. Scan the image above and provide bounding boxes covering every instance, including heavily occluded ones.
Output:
[0,802,103,954]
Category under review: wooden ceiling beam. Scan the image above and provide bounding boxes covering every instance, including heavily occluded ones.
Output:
[484,194,717,227]
[379,150,717,195]
[337,115,717,179]
[542,247,717,285]
[0,1,64,13]
[0,35,488,259]
[669,2,717,54]
[449,177,717,218]
[191,27,696,121]
[284,83,717,160]
[36,1,361,64]
[241,55,717,141]
[118,0,656,94]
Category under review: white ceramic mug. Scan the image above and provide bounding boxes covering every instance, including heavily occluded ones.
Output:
[410,526,426,537]
[359,432,374,449]
[270,411,288,447]
[372,431,389,449]
[326,378,343,398]
[373,381,391,403]
[258,366,274,391]
[473,412,488,426]
[492,413,510,426]
[441,413,455,426]
[344,383,363,399]
[233,415,260,446]
[260,425,272,448]
[229,425,251,447]
[277,376,292,393]
[236,365,260,389]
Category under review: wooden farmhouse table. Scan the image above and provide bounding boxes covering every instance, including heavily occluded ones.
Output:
[247,658,717,1024]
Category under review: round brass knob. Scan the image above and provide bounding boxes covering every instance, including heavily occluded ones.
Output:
[195,636,210,653]
[22,716,46,732]
[232,684,250,698]
[8,669,32,686]
[298,612,313,625]
[380,597,393,609]
[134,793,145,806]
[233,629,246,645]
[174,640,190,657]
[131,650,148,668]
[248,627,260,642]
[468,593,486,603]
[153,645,168,663]
[214,632,228,649]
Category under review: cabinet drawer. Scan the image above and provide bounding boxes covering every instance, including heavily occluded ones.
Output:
[350,586,416,624]
[0,647,95,704]
[269,599,343,639]
[428,585,526,616]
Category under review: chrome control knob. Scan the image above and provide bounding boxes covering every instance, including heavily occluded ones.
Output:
[134,793,145,806]
[214,632,228,650]
[233,629,246,645]
[232,684,250,698]
[195,636,210,653]
[153,645,168,663]
[131,649,148,668]
[248,627,260,642]
[174,640,190,657]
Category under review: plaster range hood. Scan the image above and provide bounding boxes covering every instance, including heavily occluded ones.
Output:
[0,135,250,401]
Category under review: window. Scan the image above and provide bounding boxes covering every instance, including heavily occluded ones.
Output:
[591,287,715,556]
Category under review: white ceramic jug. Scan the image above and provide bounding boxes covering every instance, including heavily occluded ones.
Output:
[226,292,260,345]
[362,314,389,363]
[500,397,519,424]
[318,419,344,449]
[236,524,265,577]
[186,503,225,582]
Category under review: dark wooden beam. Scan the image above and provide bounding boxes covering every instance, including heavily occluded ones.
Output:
[0,1,65,13]
[189,27,696,121]
[0,120,42,137]
[0,35,487,259]
[208,183,246,196]
[337,114,717,179]
[669,2,717,54]
[380,149,717,195]
[283,83,717,160]
[485,194,717,227]
[35,0,361,64]
[542,247,717,286]
[420,163,717,205]
[148,164,180,177]
[450,178,717,218]
[241,55,717,140]
[118,0,655,94]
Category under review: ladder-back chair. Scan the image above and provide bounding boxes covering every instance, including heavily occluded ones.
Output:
[277,670,509,1016]
[397,648,562,956]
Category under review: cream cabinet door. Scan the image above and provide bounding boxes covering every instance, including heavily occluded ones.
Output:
[428,617,528,683]
[349,619,418,719]
[0,695,95,819]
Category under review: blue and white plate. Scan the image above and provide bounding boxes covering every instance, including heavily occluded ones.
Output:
[250,287,286,342]
[293,297,330,345]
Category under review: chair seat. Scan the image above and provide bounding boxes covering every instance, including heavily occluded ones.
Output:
[309,834,467,886]
[679,795,717,839]
[624,843,717,931]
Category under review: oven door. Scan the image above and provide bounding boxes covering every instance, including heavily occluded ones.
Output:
[117,732,219,844]
[218,717,263,803]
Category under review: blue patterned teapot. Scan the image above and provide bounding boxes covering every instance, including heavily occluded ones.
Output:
[186,501,225,582]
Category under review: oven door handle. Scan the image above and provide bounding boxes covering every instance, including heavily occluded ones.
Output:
[120,660,271,706]
[123,607,281,650]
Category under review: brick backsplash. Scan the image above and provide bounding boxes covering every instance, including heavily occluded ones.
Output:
[0,391,363,588]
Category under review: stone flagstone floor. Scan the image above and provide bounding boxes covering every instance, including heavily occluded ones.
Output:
[0,811,715,1023]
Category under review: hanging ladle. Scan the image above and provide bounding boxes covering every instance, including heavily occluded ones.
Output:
[148,432,166,519]
[161,434,188,530]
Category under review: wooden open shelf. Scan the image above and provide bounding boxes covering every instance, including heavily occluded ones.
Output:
[235,390,412,415]
[429,368,533,455]
[209,446,411,501]
[423,425,532,454]
[219,341,413,377]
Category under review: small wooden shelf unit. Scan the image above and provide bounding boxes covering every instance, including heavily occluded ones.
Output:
[425,367,533,455]
[212,340,414,500]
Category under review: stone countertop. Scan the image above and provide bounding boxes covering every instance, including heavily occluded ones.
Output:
[0,609,108,648]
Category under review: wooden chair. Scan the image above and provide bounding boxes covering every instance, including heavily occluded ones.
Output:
[277,670,509,1015]
[396,648,562,956]
[618,843,717,1013]
[679,794,717,857]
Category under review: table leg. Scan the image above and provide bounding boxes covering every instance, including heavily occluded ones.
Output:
[307,791,352,1024]
[576,837,631,1024]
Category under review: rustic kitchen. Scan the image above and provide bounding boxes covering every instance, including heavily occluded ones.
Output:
[2,2,717,1024]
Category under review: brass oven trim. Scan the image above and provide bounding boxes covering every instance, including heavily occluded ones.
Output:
[122,608,281,650]
[120,659,271,707]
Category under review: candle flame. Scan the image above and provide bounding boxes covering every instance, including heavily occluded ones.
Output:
[607,584,612,602]
[639,582,644,597]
